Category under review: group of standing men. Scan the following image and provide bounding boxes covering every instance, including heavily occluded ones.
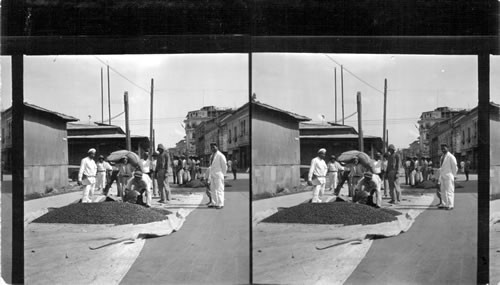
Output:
[77,141,230,209]
[307,144,403,207]
[306,143,460,211]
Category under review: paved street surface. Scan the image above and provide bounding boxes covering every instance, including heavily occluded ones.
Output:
[121,177,250,285]
[345,178,477,285]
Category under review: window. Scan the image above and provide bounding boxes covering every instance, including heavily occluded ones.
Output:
[467,127,471,143]
[234,126,237,142]
[474,121,477,138]
[462,130,465,145]
[240,120,245,137]
[228,129,232,143]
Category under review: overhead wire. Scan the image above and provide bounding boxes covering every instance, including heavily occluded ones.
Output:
[323,54,385,95]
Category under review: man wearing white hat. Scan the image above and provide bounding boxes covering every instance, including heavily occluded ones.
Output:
[308,148,328,203]
[78,148,98,203]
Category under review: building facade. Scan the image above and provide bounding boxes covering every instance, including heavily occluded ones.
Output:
[491,102,500,198]
[252,101,310,197]
[183,106,232,156]
[418,107,466,157]
[225,103,250,170]
[2,103,78,195]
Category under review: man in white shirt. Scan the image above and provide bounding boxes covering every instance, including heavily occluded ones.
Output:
[96,155,112,194]
[78,148,98,203]
[438,144,458,210]
[326,155,343,193]
[207,142,227,209]
[308,148,328,203]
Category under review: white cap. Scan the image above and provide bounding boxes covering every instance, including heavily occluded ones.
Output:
[318,148,327,154]
[88,148,96,153]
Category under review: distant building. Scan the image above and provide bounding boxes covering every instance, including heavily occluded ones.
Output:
[184,106,232,156]
[67,123,150,180]
[299,121,383,173]
[427,105,481,169]
[252,101,311,197]
[418,107,466,157]
[169,138,187,158]
[224,103,250,170]
[1,102,78,195]
[408,140,421,158]
[491,102,500,198]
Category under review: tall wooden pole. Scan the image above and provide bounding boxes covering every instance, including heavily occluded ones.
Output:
[101,68,104,123]
[153,128,156,153]
[383,78,387,153]
[107,65,111,124]
[334,67,337,123]
[341,65,345,125]
[357,92,364,152]
[386,129,389,149]
[124,91,131,151]
[149,78,154,159]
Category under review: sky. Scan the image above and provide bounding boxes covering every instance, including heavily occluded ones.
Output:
[252,53,488,149]
[1,54,249,148]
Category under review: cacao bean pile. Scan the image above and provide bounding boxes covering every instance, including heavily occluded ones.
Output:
[32,202,170,225]
[262,202,399,225]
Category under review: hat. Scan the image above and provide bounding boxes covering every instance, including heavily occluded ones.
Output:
[388,144,396,150]
[98,155,104,159]
[88,148,96,154]
[210,142,218,146]
[363,171,373,179]
[134,170,143,178]
[157,144,166,150]
[330,155,336,159]
[318,148,326,154]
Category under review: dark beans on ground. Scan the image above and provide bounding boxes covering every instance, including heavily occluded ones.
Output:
[262,203,398,225]
[32,202,169,225]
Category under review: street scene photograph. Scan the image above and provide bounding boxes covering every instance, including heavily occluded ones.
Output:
[1,54,250,284]
[490,55,500,284]
[251,53,479,284]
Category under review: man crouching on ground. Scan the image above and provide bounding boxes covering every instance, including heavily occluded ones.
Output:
[353,171,382,208]
[308,148,328,203]
[124,170,152,207]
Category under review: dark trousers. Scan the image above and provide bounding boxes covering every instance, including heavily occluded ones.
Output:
[103,170,119,195]
[232,168,237,180]
[334,171,350,196]
[173,169,178,184]
[465,170,469,181]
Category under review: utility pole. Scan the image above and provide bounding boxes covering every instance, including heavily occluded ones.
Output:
[357,92,364,152]
[107,65,111,124]
[341,65,345,125]
[153,128,156,152]
[101,68,104,123]
[383,78,387,153]
[124,91,131,151]
[149,78,154,160]
[334,67,337,123]
[386,129,389,149]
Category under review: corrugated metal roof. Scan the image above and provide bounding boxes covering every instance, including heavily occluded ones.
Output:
[68,134,148,139]
[299,121,353,129]
[24,102,79,122]
[67,122,121,129]
[300,134,381,139]
[253,101,311,121]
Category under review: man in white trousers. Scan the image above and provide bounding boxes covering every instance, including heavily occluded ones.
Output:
[308,148,328,203]
[78,148,98,203]
[208,142,227,209]
[438,144,458,210]
[326,155,343,192]
[96,155,112,193]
